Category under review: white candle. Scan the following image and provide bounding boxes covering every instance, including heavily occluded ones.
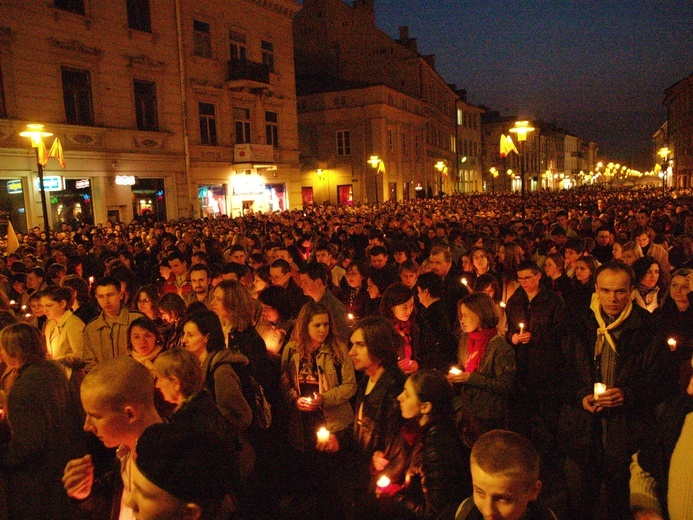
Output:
[594,383,607,400]
[461,277,468,286]
[376,475,391,489]
[348,313,354,320]
[519,323,525,334]
[449,367,462,376]
[667,338,677,351]
[316,427,330,443]
[499,302,506,308]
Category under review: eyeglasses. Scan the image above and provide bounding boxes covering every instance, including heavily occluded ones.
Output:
[138,298,151,304]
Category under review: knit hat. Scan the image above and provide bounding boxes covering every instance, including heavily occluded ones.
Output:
[135,423,233,505]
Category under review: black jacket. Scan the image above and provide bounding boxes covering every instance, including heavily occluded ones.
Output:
[397,418,471,519]
[558,305,671,465]
[505,285,566,387]
[417,300,458,370]
[353,365,406,458]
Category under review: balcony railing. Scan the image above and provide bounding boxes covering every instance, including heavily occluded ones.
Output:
[227,59,270,85]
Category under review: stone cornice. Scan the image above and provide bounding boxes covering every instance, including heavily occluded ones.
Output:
[47,38,103,58]
[243,0,301,17]
[124,54,166,70]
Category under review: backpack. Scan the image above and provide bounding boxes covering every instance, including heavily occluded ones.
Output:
[206,355,272,430]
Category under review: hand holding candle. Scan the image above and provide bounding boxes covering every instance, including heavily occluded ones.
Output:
[449,366,462,376]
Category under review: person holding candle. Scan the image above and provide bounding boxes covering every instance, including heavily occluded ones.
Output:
[280,301,356,519]
[0,322,86,519]
[338,260,371,320]
[559,261,672,519]
[656,268,693,392]
[380,283,420,375]
[377,370,470,519]
[504,260,566,511]
[41,285,85,376]
[428,245,469,326]
[447,293,516,435]
[62,357,163,519]
[348,316,406,513]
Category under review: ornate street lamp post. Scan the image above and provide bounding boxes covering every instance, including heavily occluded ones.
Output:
[19,124,53,237]
[509,120,535,218]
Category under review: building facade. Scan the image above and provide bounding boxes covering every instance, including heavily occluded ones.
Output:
[181,0,301,217]
[664,72,693,189]
[0,0,301,233]
[0,0,190,232]
[294,0,459,203]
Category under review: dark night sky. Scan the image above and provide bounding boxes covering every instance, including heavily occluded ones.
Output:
[370,0,693,168]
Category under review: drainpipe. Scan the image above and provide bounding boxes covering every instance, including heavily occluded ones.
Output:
[174,0,193,217]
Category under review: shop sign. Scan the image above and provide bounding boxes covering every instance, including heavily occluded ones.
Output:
[75,179,90,189]
[232,175,265,195]
[115,175,136,186]
[35,176,64,192]
[233,143,274,163]
[6,180,22,194]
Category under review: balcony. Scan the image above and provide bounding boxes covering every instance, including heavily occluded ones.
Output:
[227,59,270,91]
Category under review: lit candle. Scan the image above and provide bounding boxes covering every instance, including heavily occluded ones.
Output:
[449,366,462,376]
[519,323,525,334]
[24,313,31,319]
[667,338,677,351]
[316,427,330,444]
[88,276,94,287]
[499,302,506,308]
[376,475,391,489]
[21,305,26,311]
[594,383,607,400]
[348,313,354,320]
[9,300,15,306]
[461,277,468,286]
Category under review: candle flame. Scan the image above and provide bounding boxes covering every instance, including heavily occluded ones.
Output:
[376,475,391,488]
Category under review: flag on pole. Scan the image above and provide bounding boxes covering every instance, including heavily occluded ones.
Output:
[6,220,19,254]
[37,138,49,166]
[48,138,66,169]
[505,134,519,156]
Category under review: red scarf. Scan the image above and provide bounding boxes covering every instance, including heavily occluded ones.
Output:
[394,319,413,360]
[465,328,497,373]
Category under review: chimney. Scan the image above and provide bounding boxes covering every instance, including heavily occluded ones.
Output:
[399,26,409,40]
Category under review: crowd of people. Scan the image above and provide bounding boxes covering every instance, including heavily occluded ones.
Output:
[0,185,692,520]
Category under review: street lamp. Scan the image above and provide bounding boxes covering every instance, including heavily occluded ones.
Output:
[368,155,382,203]
[435,160,447,196]
[509,120,535,218]
[489,167,498,193]
[658,147,670,196]
[19,124,52,237]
